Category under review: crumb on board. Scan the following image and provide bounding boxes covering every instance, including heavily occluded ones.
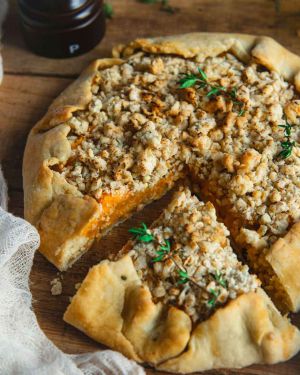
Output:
[50,277,63,296]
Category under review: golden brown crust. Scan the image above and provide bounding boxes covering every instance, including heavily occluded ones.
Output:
[64,255,141,360]
[266,222,300,312]
[158,289,300,373]
[122,285,191,364]
[64,255,300,372]
[38,194,101,271]
[64,255,192,364]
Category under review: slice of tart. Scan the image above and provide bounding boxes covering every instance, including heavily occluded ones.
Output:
[23,55,185,271]
[64,188,300,372]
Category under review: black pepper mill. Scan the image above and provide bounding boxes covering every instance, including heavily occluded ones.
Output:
[18,0,106,58]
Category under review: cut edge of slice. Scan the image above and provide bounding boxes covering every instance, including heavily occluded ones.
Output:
[64,255,300,372]
[38,173,179,271]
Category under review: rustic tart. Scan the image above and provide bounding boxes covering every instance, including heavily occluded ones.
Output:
[23,33,300,318]
[64,187,300,372]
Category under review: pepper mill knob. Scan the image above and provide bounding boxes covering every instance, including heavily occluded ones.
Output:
[18,0,106,58]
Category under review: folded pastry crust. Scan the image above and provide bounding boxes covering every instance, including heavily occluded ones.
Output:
[63,254,192,364]
[64,254,300,372]
[158,289,300,373]
[23,33,300,312]
[265,222,300,312]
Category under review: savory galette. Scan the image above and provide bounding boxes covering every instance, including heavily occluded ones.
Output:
[24,33,300,312]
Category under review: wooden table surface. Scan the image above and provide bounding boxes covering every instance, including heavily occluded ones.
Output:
[1,1,300,374]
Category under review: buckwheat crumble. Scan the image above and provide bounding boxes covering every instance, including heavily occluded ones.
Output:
[124,188,260,323]
[184,58,300,250]
[58,52,299,253]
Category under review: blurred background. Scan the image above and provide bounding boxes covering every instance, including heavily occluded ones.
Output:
[3,0,300,78]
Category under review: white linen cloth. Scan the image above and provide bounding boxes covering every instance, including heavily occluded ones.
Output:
[0,181,145,374]
[0,0,145,373]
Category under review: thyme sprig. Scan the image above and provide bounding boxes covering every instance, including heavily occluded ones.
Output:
[103,2,113,18]
[128,223,154,243]
[152,239,171,262]
[138,0,177,13]
[179,67,208,89]
[129,222,227,308]
[179,68,245,116]
[279,140,295,159]
[278,117,295,159]
[161,0,177,13]
[213,271,227,288]
[153,243,196,287]
[229,87,245,116]
[208,289,221,308]
[178,269,189,284]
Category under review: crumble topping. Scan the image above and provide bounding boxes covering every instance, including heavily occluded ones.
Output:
[125,188,260,323]
[58,51,300,255]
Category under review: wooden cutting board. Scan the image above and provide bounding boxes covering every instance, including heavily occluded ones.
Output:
[1,1,300,373]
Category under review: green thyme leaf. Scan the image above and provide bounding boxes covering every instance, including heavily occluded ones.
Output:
[238,107,245,117]
[213,271,227,288]
[197,67,207,81]
[129,223,154,242]
[178,69,246,116]
[206,86,225,97]
[160,239,171,253]
[139,234,155,242]
[228,88,245,116]
[152,254,164,263]
[277,118,296,160]
[278,119,293,137]
[206,87,219,97]
[179,74,198,89]
[155,250,166,255]
[281,140,294,148]
[128,228,144,235]
[179,68,208,89]
[279,148,292,159]
[210,288,219,297]
[177,269,189,284]
[229,87,237,99]
[279,125,291,137]
[208,288,220,308]
[278,140,295,159]
[151,239,171,263]
[103,3,113,18]
[178,270,188,277]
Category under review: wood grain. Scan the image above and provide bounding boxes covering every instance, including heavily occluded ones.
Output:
[1,0,300,374]
[4,0,300,77]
